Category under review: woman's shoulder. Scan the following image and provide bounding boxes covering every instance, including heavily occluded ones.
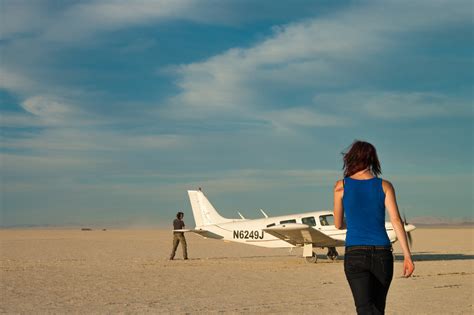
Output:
[381,178,395,192]
[334,179,344,192]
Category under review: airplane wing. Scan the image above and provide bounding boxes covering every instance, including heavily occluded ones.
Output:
[263,223,343,247]
[173,229,223,239]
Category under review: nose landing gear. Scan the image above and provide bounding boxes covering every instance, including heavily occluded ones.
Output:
[305,252,318,263]
[327,247,339,261]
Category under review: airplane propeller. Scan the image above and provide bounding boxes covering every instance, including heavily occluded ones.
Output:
[402,213,413,248]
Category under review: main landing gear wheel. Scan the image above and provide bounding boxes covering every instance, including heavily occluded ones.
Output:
[305,252,318,263]
[327,247,339,261]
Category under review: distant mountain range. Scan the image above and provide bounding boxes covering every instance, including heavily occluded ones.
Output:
[1,216,473,228]
[409,216,473,226]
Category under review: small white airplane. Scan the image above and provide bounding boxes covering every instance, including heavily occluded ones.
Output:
[176,189,416,262]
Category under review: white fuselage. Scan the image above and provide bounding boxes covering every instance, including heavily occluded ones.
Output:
[197,210,398,248]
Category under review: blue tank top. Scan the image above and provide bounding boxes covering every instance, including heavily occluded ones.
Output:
[343,177,391,246]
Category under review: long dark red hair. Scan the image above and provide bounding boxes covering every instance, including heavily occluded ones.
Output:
[342,140,382,178]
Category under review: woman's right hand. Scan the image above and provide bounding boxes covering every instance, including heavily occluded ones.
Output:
[403,256,415,277]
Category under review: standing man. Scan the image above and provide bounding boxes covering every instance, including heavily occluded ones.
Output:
[170,211,188,260]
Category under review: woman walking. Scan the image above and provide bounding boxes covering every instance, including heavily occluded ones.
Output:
[333,140,414,314]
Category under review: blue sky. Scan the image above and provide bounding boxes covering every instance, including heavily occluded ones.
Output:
[1,0,472,227]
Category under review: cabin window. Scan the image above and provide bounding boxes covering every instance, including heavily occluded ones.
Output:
[319,215,335,226]
[266,223,275,228]
[302,216,316,226]
[280,219,296,224]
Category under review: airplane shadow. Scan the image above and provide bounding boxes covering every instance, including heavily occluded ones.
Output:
[396,252,473,262]
[178,254,298,261]
[173,252,473,262]
[338,252,473,262]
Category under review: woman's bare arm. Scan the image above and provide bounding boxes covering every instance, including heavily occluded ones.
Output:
[383,180,415,277]
[333,180,345,229]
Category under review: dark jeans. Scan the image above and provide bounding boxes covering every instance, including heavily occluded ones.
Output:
[344,246,393,315]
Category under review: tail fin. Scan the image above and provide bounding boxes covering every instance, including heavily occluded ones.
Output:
[188,190,233,227]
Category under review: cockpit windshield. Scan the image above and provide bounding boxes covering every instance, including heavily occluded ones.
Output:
[319,215,335,226]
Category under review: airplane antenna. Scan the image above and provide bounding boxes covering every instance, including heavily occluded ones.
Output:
[402,211,413,248]
[237,211,246,219]
[259,209,269,218]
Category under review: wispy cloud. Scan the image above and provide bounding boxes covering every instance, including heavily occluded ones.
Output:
[2,1,346,42]
[0,1,52,40]
[40,0,197,42]
[360,92,473,119]
[1,0,200,42]
[313,91,473,120]
[1,128,187,152]
[163,0,473,127]
[264,107,348,131]
[0,152,96,174]
[181,168,340,194]
[21,95,80,124]
[0,67,38,94]
[0,111,47,128]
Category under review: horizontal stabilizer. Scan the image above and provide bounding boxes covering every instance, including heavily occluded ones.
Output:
[173,229,223,239]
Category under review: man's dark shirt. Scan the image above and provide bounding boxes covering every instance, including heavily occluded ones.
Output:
[173,219,185,230]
